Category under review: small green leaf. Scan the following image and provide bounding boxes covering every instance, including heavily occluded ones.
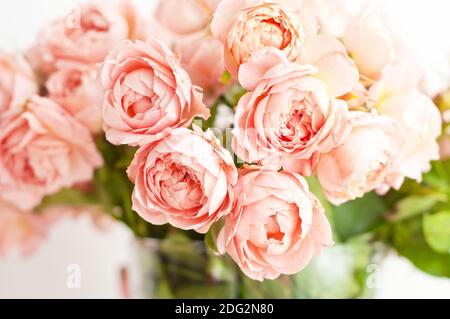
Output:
[387,194,445,222]
[423,211,450,254]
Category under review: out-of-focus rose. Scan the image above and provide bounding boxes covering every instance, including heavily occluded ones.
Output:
[46,68,103,134]
[211,0,318,76]
[217,166,333,281]
[0,201,48,258]
[0,52,37,115]
[343,13,394,81]
[369,62,442,185]
[27,0,144,75]
[377,91,442,183]
[0,96,103,211]
[440,135,450,161]
[100,40,210,146]
[178,36,227,107]
[233,49,351,174]
[155,0,220,36]
[127,126,237,234]
[317,112,402,206]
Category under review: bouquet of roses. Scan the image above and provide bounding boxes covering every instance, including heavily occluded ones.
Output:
[1,0,448,297]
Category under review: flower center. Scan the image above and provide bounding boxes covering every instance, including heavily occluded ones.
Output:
[265,215,285,242]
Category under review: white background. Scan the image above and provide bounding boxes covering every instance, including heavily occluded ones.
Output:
[0,0,449,299]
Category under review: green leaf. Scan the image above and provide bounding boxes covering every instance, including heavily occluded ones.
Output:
[332,192,387,241]
[392,216,450,278]
[423,211,450,254]
[387,194,445,222]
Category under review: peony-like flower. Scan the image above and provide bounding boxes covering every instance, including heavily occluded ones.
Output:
[0,96,103,211]
[233,49,351,174]
[27,0,144,75]
[211,0,318,76]
[46,68,103,134]
[100,39,210,146]
[178,36,227,107]
[316,112,403,205]
[0,51,37,115]
[127,126,238,234]
[217,166,333,281]
[0,201,49,258]
[343,13,394,81]
[155,0,220,36]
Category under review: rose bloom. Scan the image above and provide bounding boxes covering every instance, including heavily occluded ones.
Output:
[0,96,103,211]
[0,51,37,114]
[233,49,352,174]
[369,63,442,185]
[217,166,333,281]
[100,39,210,146]
[178,36,227,107]
[155,0,220,36]
[46,67,103,134]
[127,126,238,234]
[27,0,143,74]
[343,13,394,81]
[212,0,321,75]
[316,112,402,205]
[0,201,49,258]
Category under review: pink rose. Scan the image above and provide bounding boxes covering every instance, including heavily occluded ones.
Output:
[343,13,394,81]
[211,0,319,76]
[178,36,227,107]
[233,49,351,174]
[100,39,210,146]
[155,0,220,36]
[0,52,37,114]
[369,62,442,185]
[316,112,403,205]
[0,96,103,211]
[127,126,238,234]
[0,201,48,258]
[27,0,143,75]
[46,68,103,134]
[217,167,333,281]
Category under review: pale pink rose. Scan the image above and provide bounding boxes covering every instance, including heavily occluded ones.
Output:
[155,0,220,36]
[440,135,450,161]
[100,39,210,146]
[316,112,403,206]
[46,68,103,134]
[0,96,103,211]
[211,0,319,76]
[377,91,442,184]
[0,201,49,258]
[0,52,38,114]
[233,49,351,174]
[178,36,227,107]
[343,13,394,81]
[27,0,144,75]
[368,62,442,185]
[217,166,333,281]
[127,126,238,234]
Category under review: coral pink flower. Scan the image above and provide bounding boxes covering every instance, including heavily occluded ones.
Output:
[27,0,144,75]
[178,36,227,107]
[0,52,37,115]
[217,166,333,281]
[316,112,403,205]
[100,39,210,146]
[211,0,318,76]
[127,126,237,234]
[233,49,351,174]
[0,96,103,211]
[46,68,103,134]
[0,201,49,258]
[155,0,220,36]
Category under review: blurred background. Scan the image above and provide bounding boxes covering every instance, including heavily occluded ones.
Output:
[0,0,449,299]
